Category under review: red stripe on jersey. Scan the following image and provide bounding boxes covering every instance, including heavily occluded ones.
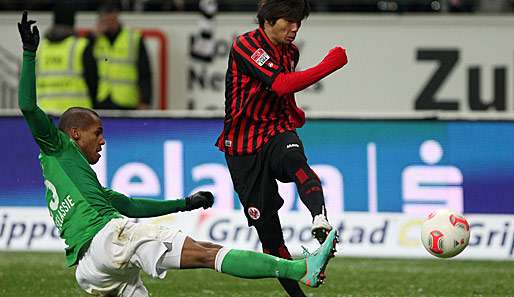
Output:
[246,125,255,153]
[247,88,268,153]
[253,90,269,150]
[236,73,253,153]
[237,37,274,78]
[236,117,247,153]
[216,28,303,155]
[230,55,238,117]
[248,33,277,63]
[233,43,274,78]
[227,56,239,154]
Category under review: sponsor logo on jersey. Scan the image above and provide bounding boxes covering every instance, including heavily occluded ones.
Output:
[247,207,261,220]
[251,48,270,66]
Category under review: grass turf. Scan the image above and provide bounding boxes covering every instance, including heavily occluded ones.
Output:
[0,251,511,297]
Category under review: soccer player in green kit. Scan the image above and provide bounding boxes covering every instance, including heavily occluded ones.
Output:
[17,11,338,297]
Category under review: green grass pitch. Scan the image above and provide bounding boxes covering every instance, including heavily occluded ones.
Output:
[0,251,512,297]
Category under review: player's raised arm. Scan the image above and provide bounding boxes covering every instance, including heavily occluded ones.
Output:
[106,189,215,218]
[18,11,61,152]
[271,46,348,97]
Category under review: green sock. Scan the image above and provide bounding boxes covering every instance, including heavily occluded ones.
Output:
[220,249,306,281]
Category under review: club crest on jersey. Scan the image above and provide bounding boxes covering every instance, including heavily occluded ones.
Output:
[247,207,261,220]
[251,48,270,66]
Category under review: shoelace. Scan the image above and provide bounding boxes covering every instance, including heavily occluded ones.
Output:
[301,245,312,257]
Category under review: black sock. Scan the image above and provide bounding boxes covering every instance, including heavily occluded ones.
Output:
[281,151,326,219]
[293,166,325,218]
[257,216,307,297]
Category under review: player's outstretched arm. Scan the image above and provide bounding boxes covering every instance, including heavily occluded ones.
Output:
[18,11,61,149]
[271,46,348,97]
[107,189,214,218]
[18,11,40,113]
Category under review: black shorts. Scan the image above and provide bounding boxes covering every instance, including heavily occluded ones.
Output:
[225,131,307,226]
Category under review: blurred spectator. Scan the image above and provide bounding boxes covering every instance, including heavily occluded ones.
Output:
[1,0,513,13]
[446,0,476,12]
[133,0,186,11]
[0,0,93,10]
[36,0,94,114]
[88,0,152,110]
[190,0,217,62]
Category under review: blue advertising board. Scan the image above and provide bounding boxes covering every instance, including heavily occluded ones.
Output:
[2,116,514,215]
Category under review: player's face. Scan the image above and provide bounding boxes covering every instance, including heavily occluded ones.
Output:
[76,117,105,165]
[266,18,301,45]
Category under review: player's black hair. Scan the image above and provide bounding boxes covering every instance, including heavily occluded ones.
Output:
[58,107,100,132]
[257,0,311,27]
[98,0,121,14]
[53,0,76,27]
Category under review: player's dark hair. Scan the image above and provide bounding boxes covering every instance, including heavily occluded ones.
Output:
[98,0,121,14]
[257,0,310,27]
[58,107,100,133]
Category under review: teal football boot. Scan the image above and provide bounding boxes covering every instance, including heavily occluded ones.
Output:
[300,228,339,288]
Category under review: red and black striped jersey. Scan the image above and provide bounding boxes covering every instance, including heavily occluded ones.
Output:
[216,27,306,155]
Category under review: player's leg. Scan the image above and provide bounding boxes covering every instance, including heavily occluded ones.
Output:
[159,236,302,279]
[271,131,332,243]
[163,232,338,288]
[223,143,330,291]
[227,145,305,297]
[255,213,307,297]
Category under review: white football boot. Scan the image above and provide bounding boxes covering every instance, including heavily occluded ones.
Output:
[311,209,332,244]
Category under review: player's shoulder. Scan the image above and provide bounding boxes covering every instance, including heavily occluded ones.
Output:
[58,130,76,149]
[232,29,259,47]
[288,43,300,60]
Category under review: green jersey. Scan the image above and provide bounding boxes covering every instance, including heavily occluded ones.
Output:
[40,133,122,266]
[19,51,188,266]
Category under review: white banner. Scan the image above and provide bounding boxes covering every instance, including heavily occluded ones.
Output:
[1,13,513,114]
[2,207,513,260]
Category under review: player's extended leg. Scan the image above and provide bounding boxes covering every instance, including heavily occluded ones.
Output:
[255,213,307,297]
[158,233,338,288]
[280,148,332,243]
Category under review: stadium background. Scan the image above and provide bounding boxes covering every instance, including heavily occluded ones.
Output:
[1,0,514,264]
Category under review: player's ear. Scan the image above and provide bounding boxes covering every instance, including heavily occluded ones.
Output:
[69,127,81,141]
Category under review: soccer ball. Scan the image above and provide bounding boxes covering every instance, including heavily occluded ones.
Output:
[421,209,470,258]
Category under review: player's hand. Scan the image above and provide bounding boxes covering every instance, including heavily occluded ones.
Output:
[321,46,348,70]
[18,11,40,52]
[185,191,214,210]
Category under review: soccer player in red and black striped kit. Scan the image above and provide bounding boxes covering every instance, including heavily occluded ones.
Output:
[216,0,347,296]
